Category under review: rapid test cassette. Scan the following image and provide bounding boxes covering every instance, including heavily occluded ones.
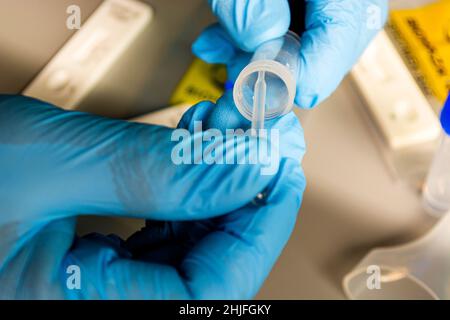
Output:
[23,0,153,109]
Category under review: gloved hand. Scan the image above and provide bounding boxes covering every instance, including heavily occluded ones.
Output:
[193,0,388,108]
[0,93,305,299]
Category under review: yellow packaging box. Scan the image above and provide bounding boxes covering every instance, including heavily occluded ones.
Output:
[170,58,227,106]
[390,0,450,103]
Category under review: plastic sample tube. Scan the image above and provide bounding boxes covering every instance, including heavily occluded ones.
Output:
[251,71,267,135]
[233,31,301,129]
[423,93,450,217]
[343,212,450,300]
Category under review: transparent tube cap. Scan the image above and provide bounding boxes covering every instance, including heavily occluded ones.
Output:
[233,31,301,125]
[343,212,450,300]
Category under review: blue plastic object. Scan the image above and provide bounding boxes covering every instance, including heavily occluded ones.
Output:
[441,92,450,136]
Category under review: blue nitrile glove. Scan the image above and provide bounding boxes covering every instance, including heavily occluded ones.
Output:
[194,0,388,108]
[0,93,305,299]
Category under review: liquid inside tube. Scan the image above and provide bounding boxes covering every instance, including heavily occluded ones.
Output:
[251,71,267,136]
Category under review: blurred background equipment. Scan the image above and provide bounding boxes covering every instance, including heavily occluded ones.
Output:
[344,94,450,300]
[351,0,450,189]
[343,210,450,300]
[23,0,153,109]
[390,0,450,106]
[423,94,450,217]
[0,0,215,118]
[344,0,450,300]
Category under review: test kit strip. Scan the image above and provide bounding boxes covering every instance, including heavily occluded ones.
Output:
[23,0,153,109]
[351,30,441,150]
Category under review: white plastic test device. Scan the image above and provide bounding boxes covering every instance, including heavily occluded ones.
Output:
[23,0,153,110]
[351,30,441,150]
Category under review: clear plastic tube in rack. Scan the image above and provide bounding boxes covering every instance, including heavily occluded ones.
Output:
[233,31,301,133]
[422,93,450,217]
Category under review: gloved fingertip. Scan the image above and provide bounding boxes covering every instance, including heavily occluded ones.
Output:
[177,100,216,131]
[294,91,319,109]
[234,23,290,53]
[208,92,250,131]
[210,0,290,53]
[192,24,237,64]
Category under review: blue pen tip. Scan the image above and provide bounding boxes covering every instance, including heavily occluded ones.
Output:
[441,92,450,136]
[224,80,234,91]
